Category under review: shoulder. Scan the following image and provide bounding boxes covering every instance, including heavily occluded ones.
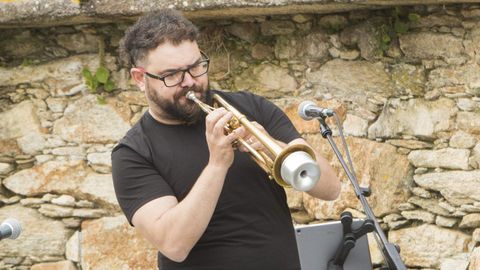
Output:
[212,90,271,114]
[112,112,152,163]
[213,89,264,103]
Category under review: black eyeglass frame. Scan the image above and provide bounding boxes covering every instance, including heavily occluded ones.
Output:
[141,51,210,87]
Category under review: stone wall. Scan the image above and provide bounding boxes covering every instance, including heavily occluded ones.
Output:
[0,3,480,270]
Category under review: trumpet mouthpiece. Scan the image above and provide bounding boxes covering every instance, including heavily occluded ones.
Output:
[186,91,197,101]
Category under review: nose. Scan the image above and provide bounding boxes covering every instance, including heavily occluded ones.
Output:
[180,71,195,88]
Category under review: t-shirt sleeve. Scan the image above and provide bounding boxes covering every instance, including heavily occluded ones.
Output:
[111,145,174,226]
[252,94,301,143]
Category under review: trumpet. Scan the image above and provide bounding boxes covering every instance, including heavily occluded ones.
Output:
[186,91,320,191]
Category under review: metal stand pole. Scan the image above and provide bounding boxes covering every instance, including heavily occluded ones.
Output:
[317,116,406,270]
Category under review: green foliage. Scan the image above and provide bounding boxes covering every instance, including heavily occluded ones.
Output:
[394,20,408,34]
[82,68,97,93]
[95,66,109,84]
[97,95,107,104]
[81,36,115,103]
[21,58,34,67]
[378,24,392,53]
[82,65,115,96]
[377,7,421,56]
[408,13,421,23]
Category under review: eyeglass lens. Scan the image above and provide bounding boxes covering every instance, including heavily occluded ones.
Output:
[164,61,209,87]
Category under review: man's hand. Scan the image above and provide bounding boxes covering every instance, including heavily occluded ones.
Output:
[205,108,244,167]
[236,121,269,153]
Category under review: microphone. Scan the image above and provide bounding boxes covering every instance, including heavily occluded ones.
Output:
[0,218,22,240]
[298,100,334,120]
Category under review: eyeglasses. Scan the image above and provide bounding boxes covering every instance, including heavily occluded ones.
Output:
[139,51,210,87]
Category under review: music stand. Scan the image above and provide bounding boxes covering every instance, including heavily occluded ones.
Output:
[295,218,373,270]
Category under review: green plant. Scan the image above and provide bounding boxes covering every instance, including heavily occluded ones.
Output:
[81,37,115,103]
[82,66,115,93]
[21,58,34,67]
[378,7,421,55]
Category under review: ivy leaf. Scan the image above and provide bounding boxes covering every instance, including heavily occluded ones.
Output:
[408,13,421,23]
[104,79,115,92]
[394,20,408,34]
[95,66,110,84]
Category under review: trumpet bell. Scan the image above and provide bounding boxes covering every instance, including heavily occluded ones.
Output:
[280,151,321,192]
[272,144,320,191]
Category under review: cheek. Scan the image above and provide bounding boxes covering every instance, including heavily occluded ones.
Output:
[172,89,190,105]
[176,94,188,103]
[199,76,209,87]
[148,82,167,97]
[146,84,168,102]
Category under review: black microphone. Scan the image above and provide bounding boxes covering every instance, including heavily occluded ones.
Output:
[298,100,334,120]
[0,218,22,240]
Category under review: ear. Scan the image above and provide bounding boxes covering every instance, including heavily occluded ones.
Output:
[130,67,146,91]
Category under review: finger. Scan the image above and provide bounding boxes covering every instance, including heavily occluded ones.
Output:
[242,134,252,145]
[236,126,253,143]
[213,111,233,136]
[225,128,242,144]
[237,139,249,152]
[238,144,250,152]
[206,108,227,133]
[250,141,264,151]
[234,126,246,138]
[250,121,271,141]
[251,121,265,131]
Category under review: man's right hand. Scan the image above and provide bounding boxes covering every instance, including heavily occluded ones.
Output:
[205,108,244,167]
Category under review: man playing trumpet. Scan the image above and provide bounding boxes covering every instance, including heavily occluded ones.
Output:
[112,9,340,270]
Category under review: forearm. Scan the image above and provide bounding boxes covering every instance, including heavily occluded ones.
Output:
[306,154,341,200]
[151,163,228,261]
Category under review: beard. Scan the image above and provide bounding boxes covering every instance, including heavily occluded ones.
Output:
[145,80,211,125]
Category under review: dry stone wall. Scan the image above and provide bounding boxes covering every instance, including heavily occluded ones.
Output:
[0,3,480,270]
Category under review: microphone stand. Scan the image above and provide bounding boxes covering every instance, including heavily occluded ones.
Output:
[316,115,407,270]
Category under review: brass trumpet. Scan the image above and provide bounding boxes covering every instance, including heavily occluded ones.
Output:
[186,91,320,191]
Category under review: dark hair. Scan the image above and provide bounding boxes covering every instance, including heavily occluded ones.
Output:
[120,9,199,67]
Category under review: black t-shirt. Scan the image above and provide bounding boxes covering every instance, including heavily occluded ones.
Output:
[112,90,302,270]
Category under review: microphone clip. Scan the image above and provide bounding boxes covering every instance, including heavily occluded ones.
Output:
[298,100,334,120]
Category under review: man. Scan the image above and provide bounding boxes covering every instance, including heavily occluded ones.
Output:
[112,9,340,270]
